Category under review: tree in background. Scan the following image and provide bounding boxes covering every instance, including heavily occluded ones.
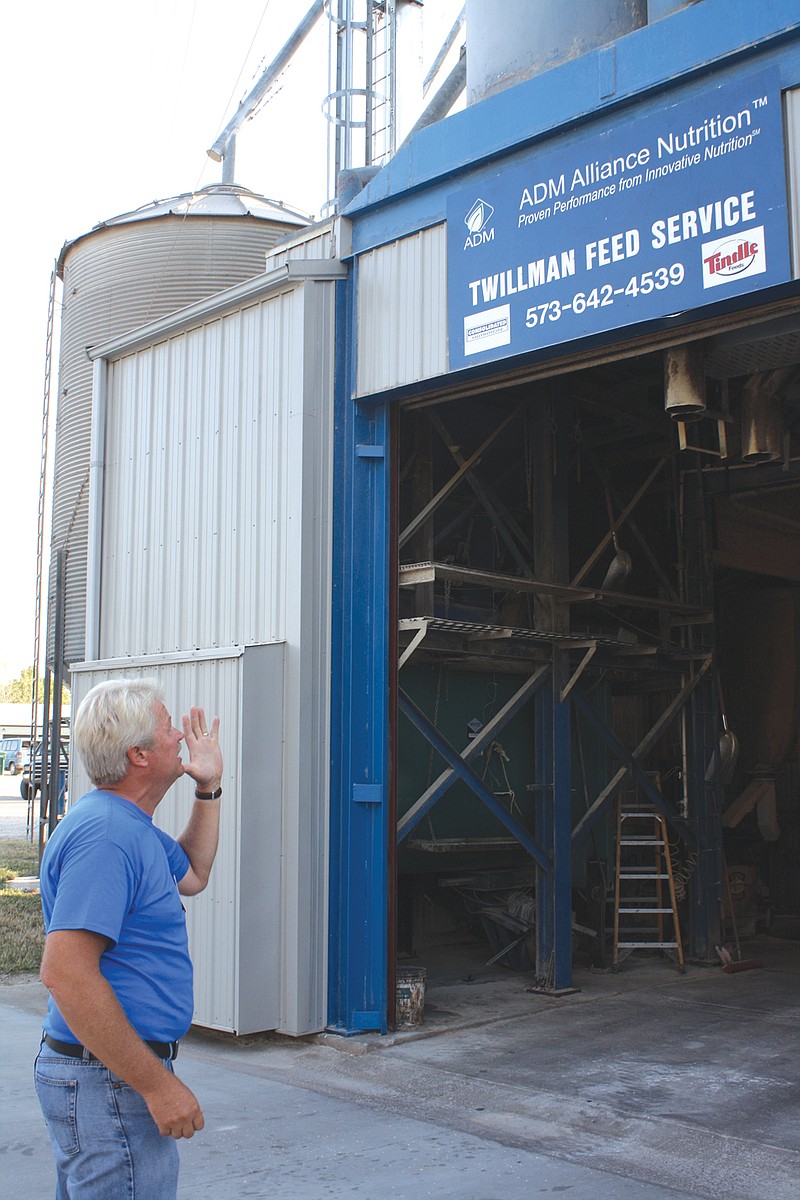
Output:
[0,666,70,705]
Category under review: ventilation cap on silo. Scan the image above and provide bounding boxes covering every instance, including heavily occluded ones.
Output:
[57,183,311,276]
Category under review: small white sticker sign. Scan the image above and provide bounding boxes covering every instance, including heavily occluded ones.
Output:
[464,304,511,355]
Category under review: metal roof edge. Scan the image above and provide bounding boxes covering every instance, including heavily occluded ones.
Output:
[72,647,248,673]
[87,259,347,362]
[343,0,800,222]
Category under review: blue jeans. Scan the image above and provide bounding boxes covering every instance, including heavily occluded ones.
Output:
[34,1040,180,1199]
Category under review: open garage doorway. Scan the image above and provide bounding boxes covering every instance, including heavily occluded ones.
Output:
[391,319,800,1020]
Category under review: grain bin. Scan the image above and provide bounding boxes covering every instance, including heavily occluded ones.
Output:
[465,0,647,105]
[49,184,309,668]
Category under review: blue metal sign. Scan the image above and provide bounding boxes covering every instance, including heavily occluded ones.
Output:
[447,69,791,371]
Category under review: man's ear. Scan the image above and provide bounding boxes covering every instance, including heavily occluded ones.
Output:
[127,744,148,768]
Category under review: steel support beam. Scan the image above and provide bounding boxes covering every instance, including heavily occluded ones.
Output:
[432,463,517,552]
[571,455,668,586]
[568,686,700,844]
[532,396,573,990]
[677,462,721,960]
[571,655,711,845]
[687,676,724,960]
[534,675,554,977]
[399,407,521,547]
[328,268,390,1034]
[397,665,551,840]
[427,411,534,577]
[579,438,680,602]
[398,690,550,870]
[48,547,67,840]
[552,649,574,988]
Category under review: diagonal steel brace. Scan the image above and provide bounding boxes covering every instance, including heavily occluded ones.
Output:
[427,411,534,577]
[398,666,551,841]
[399,407,522,548]
[570,657,711,846]
[398,687,551,870]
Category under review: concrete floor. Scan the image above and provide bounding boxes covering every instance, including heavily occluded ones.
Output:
[2,937,798,1199]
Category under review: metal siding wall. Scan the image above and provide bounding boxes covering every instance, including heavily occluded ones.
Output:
[69,651,285,1034]
[179,655,245,1030]
[100,291,304,657]
[786,87,800,278]
[52,215,301,667]
[355,225,447,396]
[79,277,335,1034]
[266,225,337,269]
[279,281,334,1033]
[238,643,285,1034]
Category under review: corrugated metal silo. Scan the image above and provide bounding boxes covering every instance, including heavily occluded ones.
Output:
[465,0,647,104]
[49,183,309,668]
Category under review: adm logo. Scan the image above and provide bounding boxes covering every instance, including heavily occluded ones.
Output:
[702,225,767,289]
[464,198,495,249]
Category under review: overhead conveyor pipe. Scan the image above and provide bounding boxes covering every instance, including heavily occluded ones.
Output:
[407,48,466,138]
[422,5,465,96]
[208,0,325,174]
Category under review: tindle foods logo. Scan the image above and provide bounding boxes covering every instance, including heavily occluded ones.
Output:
[702,225,766,288]
[464,198,495,248]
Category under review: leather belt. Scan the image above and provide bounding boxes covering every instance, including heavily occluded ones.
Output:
[44,1033,179,1062]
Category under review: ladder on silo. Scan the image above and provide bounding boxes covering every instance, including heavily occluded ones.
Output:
[28,266,57,839]
[368,0,396,166]
[613,787,685,971]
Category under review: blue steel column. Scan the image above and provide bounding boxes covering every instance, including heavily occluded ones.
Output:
[681,470,723,960]
[687,675,724,960]
[328,266,391,1033]
[534,678,553,975]
[535,639,573,991]
[552,648,573,988]
[533,395,572,989]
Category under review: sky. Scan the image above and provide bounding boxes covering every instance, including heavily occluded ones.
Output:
[0,1,463,684]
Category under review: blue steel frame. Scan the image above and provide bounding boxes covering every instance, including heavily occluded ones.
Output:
[397,687,550,870]
[551,651,575,990]
[328,265,392,1033]
[328,3,800,1032]
[687,676,725,960]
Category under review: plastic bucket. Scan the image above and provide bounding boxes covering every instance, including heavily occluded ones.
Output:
[395,966,426,1028]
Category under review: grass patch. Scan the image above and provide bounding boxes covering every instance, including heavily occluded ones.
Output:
[0,837,39,877]
[0,837,44,975]
[0,890,44,973]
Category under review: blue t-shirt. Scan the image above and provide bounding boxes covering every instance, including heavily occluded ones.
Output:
[40,789,193,1043]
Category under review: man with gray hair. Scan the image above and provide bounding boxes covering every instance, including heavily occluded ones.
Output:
[34,677,223,1199]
